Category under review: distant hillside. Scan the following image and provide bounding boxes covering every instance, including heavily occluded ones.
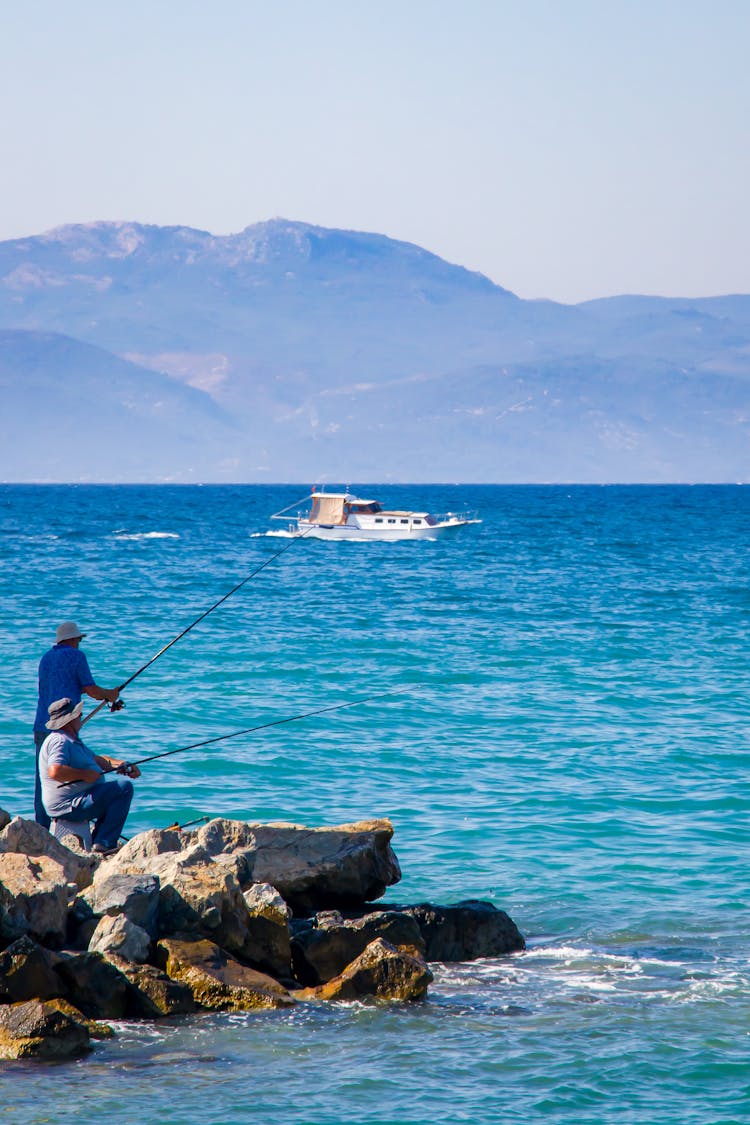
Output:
[0,219,748,481]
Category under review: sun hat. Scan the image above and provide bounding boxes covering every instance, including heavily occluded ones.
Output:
[55,621,86,644]
[46,697,84,730]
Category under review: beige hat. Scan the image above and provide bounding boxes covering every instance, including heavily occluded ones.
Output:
[46,697,84,730]
[56,621,86,644]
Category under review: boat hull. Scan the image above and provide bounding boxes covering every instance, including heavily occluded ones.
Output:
[295,518,476,541]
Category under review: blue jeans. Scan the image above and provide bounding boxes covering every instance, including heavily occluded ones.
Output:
[59,777,134,849]
[33,731,51,830]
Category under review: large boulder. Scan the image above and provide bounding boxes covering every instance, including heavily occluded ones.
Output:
[299,938,432,1003]
[0,999,91,1059]
[195,818,402,912]
[109,959,196,1018]
[81,873,160,937]
[53,951,130,1020]
[0,936,63,1002]
[88,914,152,964]
[242,883,293,980]
[0,817,97,890]
[392,901,526,961]
[0,853,70,947]
[96,840,254,956]
[0,809,10,832]
[157,937,295,1011]
[291,909,424,985]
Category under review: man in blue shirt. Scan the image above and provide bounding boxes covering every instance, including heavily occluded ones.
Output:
[33,621,121,828]
[39,696,140,855]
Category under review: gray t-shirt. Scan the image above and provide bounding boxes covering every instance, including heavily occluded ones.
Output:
[39,730,103,817]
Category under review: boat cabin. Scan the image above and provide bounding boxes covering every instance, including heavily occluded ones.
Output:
[309,493,382,525]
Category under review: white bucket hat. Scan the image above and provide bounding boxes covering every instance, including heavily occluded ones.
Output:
[46,697,84,730]
[56,621,86,644]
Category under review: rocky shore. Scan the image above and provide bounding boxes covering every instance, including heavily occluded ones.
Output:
[0,808,524,1060]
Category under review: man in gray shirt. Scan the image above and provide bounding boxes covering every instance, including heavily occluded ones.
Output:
[39,697,140,855]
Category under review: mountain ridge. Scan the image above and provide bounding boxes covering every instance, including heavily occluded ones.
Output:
[0,219,748,482]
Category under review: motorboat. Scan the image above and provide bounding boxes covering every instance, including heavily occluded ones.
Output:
[271,488,481,541]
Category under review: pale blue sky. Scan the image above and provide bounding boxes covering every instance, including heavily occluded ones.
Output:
[1,0,748,302]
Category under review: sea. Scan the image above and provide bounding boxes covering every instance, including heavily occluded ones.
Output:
[0,483,748,1124]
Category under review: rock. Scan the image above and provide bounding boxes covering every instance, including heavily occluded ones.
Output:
[53,951,130,1020]
[157,937,295,1011]
[299,938,432,1003]
[0,809,10,832]
[0,816,97,890]
[0,936,62,1002]
[291,909,425,985]
[81,873,160,937]
[393,901,526,961]
[109,959,196,1018]
[0,999,90,1059]
[97,840,254,957]
[195,818,402,912]
[88,914,152,964]
[53,998,115,1039]
[242,883,292,979]
[105,827,188,865]
[0,853,69,946]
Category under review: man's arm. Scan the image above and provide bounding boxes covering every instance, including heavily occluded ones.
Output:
[94,754,141,778]
[48,763,102,784]
[82,684,120,704]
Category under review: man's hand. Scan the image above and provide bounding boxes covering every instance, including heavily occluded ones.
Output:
[115,761,141,778]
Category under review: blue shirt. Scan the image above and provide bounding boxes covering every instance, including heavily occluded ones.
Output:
[34,644,95,731]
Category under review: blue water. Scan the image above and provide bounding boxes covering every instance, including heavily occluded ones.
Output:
[1,484,749,1124]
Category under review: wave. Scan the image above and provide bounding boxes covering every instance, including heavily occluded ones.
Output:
[112,531,180,541]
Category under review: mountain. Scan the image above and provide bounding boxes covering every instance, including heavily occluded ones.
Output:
[0,218,748,481]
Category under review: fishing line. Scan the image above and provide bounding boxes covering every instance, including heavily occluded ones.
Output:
[104,685,412,772]
[82,525,313,727]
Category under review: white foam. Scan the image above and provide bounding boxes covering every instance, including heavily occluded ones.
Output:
[112,531,180,540]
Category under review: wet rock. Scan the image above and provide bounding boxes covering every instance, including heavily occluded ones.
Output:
[0,936,63,1002]
[242,882,292,979]
[157,937,295,1011]
[109,959,196,1018]
[0,809,10,832]
[53,950,129,1020]
[53,997,115,1039]
[395,901,526,961]
[88,914,152,964]
[82,873,160,937]
[0,853,69,947]
[299,938,432,1003]
[0,999,91,1059]
[0,816,97,890]
[195,817,402,912]
[291,909,425,985]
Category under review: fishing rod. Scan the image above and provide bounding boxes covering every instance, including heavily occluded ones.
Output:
[120,814,210,843]
[82,526,313,727]
[163,815,211,832]
[103,685,412,772]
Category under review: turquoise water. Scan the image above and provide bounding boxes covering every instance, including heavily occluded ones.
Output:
[1,484,749,1123]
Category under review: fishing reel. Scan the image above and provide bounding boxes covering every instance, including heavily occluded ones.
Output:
[109,699,126,713]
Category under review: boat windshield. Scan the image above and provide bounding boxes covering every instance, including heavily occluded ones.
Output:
[348,502,381,514]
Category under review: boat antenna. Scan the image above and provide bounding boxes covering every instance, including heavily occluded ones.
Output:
[81,526,313,727]
[103,685,412,770]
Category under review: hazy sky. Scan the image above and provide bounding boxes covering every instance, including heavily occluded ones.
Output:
[1,0,748,302]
